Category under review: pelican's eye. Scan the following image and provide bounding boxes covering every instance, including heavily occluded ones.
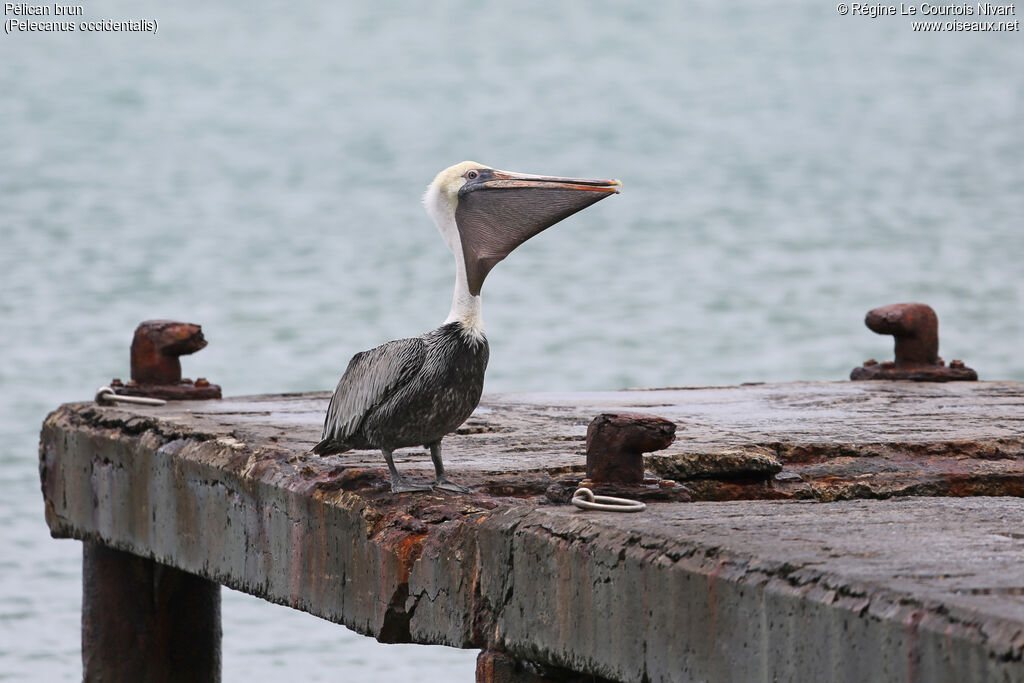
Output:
[465,170,479,180]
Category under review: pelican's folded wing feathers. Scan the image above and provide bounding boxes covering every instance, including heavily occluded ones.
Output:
[313,337,426,454]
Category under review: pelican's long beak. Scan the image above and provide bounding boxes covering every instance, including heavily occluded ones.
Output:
[455,168,621,295]
[478,170,622,194]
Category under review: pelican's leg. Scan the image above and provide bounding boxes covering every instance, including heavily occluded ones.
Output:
[383,448,431,493]
[428,441,470,493]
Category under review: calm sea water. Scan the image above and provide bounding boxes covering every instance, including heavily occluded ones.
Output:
[2,1,1022,680]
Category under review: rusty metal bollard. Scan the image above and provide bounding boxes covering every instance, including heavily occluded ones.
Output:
[585,413,676,485]
[571,413,680,511]
[851,303,977,382]
[112,320,222,399]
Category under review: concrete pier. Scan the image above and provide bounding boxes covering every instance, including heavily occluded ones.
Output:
[38,381,1024,681]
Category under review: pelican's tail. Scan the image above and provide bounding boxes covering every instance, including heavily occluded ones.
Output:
[311,439,352,456]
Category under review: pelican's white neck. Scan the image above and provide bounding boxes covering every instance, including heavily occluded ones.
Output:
[424,179,485,340]
[445,253,484,336]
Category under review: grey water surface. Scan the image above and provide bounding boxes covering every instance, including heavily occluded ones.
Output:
[2,1,1022,680]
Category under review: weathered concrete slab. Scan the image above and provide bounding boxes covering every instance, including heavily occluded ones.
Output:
[54,380,1024,499]
[479,498,1024,683]
[150,380,1024,463]
[38,382,1024,682]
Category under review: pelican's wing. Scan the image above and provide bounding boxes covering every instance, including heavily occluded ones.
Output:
[312,337,426,455]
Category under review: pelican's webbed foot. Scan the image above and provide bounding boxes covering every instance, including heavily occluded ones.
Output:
[433,477,471,493]
[426,442,470,493]
[389,475,434,494]
[382,447,432,494]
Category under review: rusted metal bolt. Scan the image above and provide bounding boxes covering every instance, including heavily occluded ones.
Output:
[950,360,965,369]
[131,320,208,385]
[586,413,676,485]
[862,359,877,367]
[110,378,123,387]
[195,377,210,388]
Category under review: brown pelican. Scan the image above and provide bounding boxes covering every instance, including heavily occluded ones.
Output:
[312,161,620,492]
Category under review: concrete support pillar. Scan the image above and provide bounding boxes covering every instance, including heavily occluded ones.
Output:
[82,542,221,682]
[477,651,549,683]
[476,650,613,683]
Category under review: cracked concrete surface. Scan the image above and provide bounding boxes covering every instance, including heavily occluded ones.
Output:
[38,382,1024,682]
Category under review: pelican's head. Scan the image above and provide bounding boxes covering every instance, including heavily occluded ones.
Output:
[424,161,621,296]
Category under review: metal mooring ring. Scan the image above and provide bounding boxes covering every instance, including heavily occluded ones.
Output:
[571,487,646,513]
[95,386,167,407]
